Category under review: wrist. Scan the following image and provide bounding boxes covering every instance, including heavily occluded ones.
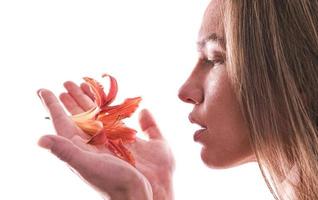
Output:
[107,171,153,200]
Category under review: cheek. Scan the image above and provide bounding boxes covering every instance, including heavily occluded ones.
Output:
[201,73,254,168]
[202,104,254,168]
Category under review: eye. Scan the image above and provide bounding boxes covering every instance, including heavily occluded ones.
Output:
[202,57,224,67]
[197,51,225,68]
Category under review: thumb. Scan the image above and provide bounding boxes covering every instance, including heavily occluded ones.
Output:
[38,135,87,170]
[138,109,163,140]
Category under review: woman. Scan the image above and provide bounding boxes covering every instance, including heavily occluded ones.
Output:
[37,0,318,199]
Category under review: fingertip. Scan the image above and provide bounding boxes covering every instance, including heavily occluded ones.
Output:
[138,109,163,140]
[63,81,78,91]
[138,109,144,119]
[63,81,72,86]
[38,135,55,149]
[80,82,88,88]
[37,88,48,98]
[37,89,42,98]
[80,82,95,102]
[59,92,68,100]
[140,108,150,114]
[37,89,53,98]
[139,108,152,120]
[139,109,154,131]
[80,82,90,93]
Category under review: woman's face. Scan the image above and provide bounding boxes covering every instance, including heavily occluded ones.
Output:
[178,0,255,168]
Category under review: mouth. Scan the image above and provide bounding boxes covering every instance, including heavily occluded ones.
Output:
[188,114,207,142]
[194,128,207,142]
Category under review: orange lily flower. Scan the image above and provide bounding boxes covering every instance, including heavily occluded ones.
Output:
[71,74,141,166]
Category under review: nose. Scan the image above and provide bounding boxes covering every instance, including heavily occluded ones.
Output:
[178,79,203,105]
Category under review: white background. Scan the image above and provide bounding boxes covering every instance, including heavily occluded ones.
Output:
[0,0,274,199]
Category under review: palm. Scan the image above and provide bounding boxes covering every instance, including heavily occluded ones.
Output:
[38,88,158,200]
[58,81,175,196]
[132,139,174,180]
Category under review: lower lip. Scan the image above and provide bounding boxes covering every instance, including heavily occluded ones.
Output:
[193,129,207,142]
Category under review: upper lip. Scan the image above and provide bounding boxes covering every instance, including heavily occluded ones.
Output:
[188,113,207,129]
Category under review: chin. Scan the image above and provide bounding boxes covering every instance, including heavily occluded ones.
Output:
[200,147,230,169]
[200,147,255,169]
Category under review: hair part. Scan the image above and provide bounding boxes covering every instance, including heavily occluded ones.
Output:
[223,0,318,199]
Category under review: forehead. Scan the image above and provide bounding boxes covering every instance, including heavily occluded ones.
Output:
[198,0,224,45]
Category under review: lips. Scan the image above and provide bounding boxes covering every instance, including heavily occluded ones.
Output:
[194,129,207,141]
[188,113,207,142]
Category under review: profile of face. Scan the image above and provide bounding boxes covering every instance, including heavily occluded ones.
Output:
[178,0,255,168]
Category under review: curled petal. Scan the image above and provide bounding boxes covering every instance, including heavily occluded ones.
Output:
[70,73,140,167]
[87,130,108,145]
[101,74,118,108]
[107,139,136,166]
[104,126,137,143]
[83,74,118,108]
[97,97,142,125]
[75,119,103,136]
[72,107,100,122]
[83,77,108,108]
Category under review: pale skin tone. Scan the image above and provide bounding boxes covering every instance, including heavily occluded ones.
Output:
[38,83,174,200]
[178,0,256,168]
[38,0,257,199]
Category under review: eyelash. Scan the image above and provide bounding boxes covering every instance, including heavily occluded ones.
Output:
[202,57,224,66]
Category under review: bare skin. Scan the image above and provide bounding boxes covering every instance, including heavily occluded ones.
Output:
[178,0,255,169]
[38,81,174,200]
[38,1,258,199]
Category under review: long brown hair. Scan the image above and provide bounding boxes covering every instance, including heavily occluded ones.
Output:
[223,0,318,199]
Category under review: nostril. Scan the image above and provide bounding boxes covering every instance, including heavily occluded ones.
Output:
[185,98,197,104]
[178,83,202,105]
[179,94,199,105]
[178,91,190,103]
[178,88,201,105]
[177,89,186,101]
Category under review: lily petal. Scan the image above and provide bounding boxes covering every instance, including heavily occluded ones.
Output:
[75,119,103,136]
[87,130,108,145]
[103,126,137,143]
[101,74,118,109]
[83,74,118,108]
[72,106,100,122]
[70,73,140,167]
[107,139,136,166]
[97,97,142,124]
[83,77,108,108]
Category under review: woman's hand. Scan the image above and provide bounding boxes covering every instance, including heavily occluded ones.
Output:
[58,81,175,200]
[37,89,153,200]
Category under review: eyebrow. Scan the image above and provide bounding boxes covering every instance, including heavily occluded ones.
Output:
[197,33,225,50]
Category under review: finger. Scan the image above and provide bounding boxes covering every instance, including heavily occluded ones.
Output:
[138,109,164,140]
[38,135,90,172]
[80,82,95,101]
[38,89,85,139]
[39,135,134,189]
[64,81,95,111]
[59,92,85,115]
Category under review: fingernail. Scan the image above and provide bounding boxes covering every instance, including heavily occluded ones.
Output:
[38,136,54,149]
[37,89,42,98]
